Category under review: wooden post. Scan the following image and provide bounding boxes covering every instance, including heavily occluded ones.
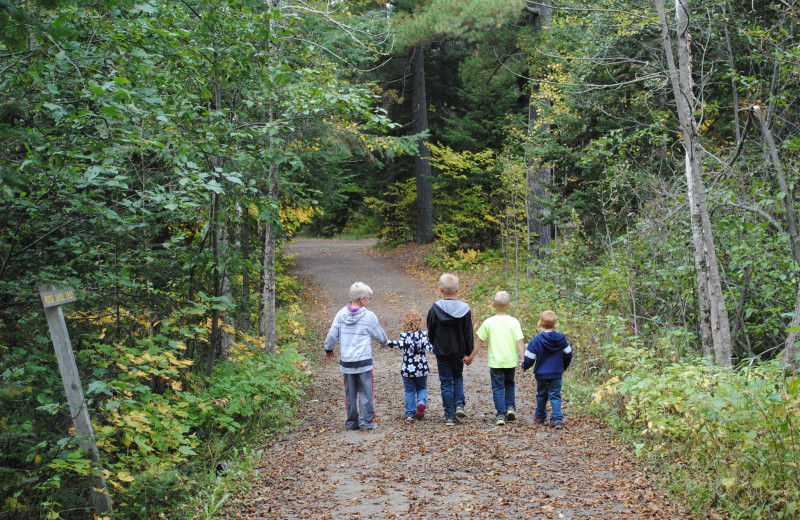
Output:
[39,285,113,517]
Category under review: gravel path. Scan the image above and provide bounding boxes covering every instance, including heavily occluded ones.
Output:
[227,238,688,519]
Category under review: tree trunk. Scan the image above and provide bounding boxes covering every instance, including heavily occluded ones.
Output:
[237,211,252,332]
[656,0,732,367]
[258,0,282,355]
[219,225,235,361]
[205,189,221,377]
[411,45,435,244]
[525,0,553,258]
[259,117,279,355]
[754,103,800,371]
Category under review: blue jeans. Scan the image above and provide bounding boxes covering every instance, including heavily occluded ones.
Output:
[535,378,563,422]
[489,367,516,416]
[402,376,428,417]
[436,355,465,418]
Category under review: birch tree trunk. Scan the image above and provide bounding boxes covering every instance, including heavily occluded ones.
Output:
[411,45,435,244]
[655,0,732,367]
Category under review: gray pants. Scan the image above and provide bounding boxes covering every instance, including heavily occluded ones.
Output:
[343,371,374,430]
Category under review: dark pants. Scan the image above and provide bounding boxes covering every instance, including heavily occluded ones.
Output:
[535,378,563,422]
[490,367,516,417]
[436,355,465,418]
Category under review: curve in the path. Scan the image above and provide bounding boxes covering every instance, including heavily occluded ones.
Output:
[230,238,688,520]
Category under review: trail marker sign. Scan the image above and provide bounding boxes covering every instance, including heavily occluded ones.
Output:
[39,284,113,517]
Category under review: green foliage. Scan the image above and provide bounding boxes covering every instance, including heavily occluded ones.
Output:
[365,178,417,245]
[594,349,800,519]
[1,302,309,519]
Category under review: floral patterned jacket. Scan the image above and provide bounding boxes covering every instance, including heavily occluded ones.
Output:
[387,330,434,378]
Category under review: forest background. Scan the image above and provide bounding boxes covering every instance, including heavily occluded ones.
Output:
[1,0,799,518]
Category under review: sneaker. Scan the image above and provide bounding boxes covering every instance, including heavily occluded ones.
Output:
[415,402,426,420]
[506,409,517,422]
[455,406,468,419]
[405,416,415,424]
[496,415,506,426]
[533,417,546,426]
[552,420,562,430]
[445,416,457,426]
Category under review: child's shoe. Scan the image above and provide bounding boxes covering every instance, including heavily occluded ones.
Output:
[505,409,517,422]
[405,416,415,424]
[551,419,562,430]
[415,402,426,420]
[533,417,546,426]
[445,416,457,426]
[495,414,506,426]
[455,406,468,419]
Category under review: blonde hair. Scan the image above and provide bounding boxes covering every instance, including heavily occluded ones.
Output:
[493,291,511,309]
[349,282,373,302]
[402,311,424,331]
[439,273,460,295]
[538,310,558,329]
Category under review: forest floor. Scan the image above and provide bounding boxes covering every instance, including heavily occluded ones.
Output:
[223,238,689,519]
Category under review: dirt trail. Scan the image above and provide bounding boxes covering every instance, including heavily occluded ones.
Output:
[228,238,687,519]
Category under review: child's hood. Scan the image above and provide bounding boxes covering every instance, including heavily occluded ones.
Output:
[432,299,470,323]
[342,307,368,324]
[538,331,568,352]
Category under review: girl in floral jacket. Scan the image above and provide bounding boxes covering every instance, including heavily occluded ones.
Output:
[386,311,434,423]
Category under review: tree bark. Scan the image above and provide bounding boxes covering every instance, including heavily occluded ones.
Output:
[525,0,553,259]
[411,45,435,244]
[219,224,235,361]
[656,0,732,367]
[259,110,279,355]
[754,103,800,371]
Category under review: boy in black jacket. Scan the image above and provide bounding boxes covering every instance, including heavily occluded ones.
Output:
[521,310,573,429]
[427,273,474,426]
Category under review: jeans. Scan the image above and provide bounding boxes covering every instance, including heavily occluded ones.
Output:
[343,371,374,430]
[436,355,465,418]
[535,378,563,422]
[402,376,428,417]
[489,367,516,416]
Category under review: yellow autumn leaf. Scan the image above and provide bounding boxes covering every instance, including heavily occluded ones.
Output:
[117,471,135,482]
[171,381,183,391]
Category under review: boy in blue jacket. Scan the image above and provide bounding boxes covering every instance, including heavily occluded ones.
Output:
[520,310,573,429]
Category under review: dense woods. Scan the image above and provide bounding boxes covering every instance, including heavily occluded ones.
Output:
[2,0,799,518]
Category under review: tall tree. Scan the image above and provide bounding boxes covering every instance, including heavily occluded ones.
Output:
[410,45,435,243]
[656,0,732,366]
[525,0,553,258]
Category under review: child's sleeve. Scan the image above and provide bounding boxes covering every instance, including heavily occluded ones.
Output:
[421,331,433,353]
[324,313,341,352]
[563,340,573,371]
[520,337,538,370]
[387,332,406,349]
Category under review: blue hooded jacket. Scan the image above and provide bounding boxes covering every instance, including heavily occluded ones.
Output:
[521,331,573,380]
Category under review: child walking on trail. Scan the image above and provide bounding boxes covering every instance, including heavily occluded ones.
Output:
[520,310,573,429]
[427,273,474,426]
[465,291,525,426]
[324,282,389,431]
[385,311,434,423]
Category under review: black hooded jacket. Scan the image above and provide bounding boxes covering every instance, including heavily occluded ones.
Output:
[426,298,474,358]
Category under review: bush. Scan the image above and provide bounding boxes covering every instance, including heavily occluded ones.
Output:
[594,347,800,519]
[1,303,309,519]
